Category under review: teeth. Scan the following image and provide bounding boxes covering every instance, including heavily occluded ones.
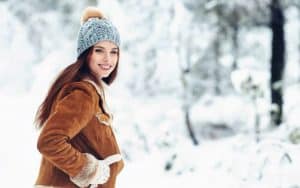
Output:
[99,64,111,70]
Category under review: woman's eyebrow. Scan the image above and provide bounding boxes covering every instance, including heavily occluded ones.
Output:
[94,46,118,51]
[94,45,105,49]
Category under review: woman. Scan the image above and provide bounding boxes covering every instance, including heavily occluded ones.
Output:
[34,7,124,188]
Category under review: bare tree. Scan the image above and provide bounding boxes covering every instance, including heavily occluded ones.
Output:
[176,30,199,145]
[270,0,286,126]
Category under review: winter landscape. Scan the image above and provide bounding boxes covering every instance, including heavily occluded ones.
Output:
[0,0,299,188]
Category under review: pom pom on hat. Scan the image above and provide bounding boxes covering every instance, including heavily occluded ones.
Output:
[80,7,104,25]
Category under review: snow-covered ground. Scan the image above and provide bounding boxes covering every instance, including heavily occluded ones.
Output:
[1,1,300,188]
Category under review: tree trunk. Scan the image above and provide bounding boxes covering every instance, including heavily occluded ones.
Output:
[270,0,285,126]
[298,5,300,82]
[253,97,261,143]
[184,107,199,145]
[213,5,222,95]
[177,32,199,145]
[231,6,240,70]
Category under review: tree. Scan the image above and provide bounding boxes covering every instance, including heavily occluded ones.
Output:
[270,0,286,126]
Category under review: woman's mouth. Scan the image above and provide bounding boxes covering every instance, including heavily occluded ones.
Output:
[98,64,112,70]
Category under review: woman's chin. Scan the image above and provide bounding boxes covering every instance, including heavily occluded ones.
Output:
[99,73,110,79]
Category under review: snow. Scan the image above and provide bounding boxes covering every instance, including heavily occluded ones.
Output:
[0,0,300,188]
[2,88,300,187]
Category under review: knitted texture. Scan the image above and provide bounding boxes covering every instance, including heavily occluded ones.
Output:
[77,18,120,57]
[70,152,122,187]
[70,153,99,187]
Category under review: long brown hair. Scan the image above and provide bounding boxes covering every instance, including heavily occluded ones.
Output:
[34,46,119,129]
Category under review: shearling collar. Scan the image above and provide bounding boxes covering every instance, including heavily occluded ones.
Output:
[82,78,112,117]
[82,78,104,98]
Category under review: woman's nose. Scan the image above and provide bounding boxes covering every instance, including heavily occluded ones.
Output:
[103,52,110,61]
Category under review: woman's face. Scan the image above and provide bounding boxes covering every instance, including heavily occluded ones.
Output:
[88,41,119,79]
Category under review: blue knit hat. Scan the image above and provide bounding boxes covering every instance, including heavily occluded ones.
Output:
[77,7,120,58]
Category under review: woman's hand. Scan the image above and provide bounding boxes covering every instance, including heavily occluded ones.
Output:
[70,153,122,188]
[90,154,122,185]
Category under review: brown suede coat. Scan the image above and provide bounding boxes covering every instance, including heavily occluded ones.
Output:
[35,80,124,188]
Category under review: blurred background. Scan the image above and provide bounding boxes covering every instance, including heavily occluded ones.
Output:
[0,0,300,187]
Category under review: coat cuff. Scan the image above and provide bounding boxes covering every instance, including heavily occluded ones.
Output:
[70,153,98,187]
[90,160,110,185]
[70,153,111,187]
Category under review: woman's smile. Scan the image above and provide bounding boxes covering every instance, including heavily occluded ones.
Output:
[98,63,112,70]
[88,41,119,78]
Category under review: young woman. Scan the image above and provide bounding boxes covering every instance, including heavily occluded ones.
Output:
[34,7,124,188]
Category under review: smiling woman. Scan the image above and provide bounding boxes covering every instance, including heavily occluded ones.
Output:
[89,41,119,79]
[34,6,124,188]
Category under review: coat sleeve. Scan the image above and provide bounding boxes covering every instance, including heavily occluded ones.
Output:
[37,83,97,178]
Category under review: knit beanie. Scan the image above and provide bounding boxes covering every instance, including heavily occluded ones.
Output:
[77,7,120,58]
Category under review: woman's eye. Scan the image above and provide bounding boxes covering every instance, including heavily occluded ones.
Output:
[95,49,103,53]
[111,51,118,54]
